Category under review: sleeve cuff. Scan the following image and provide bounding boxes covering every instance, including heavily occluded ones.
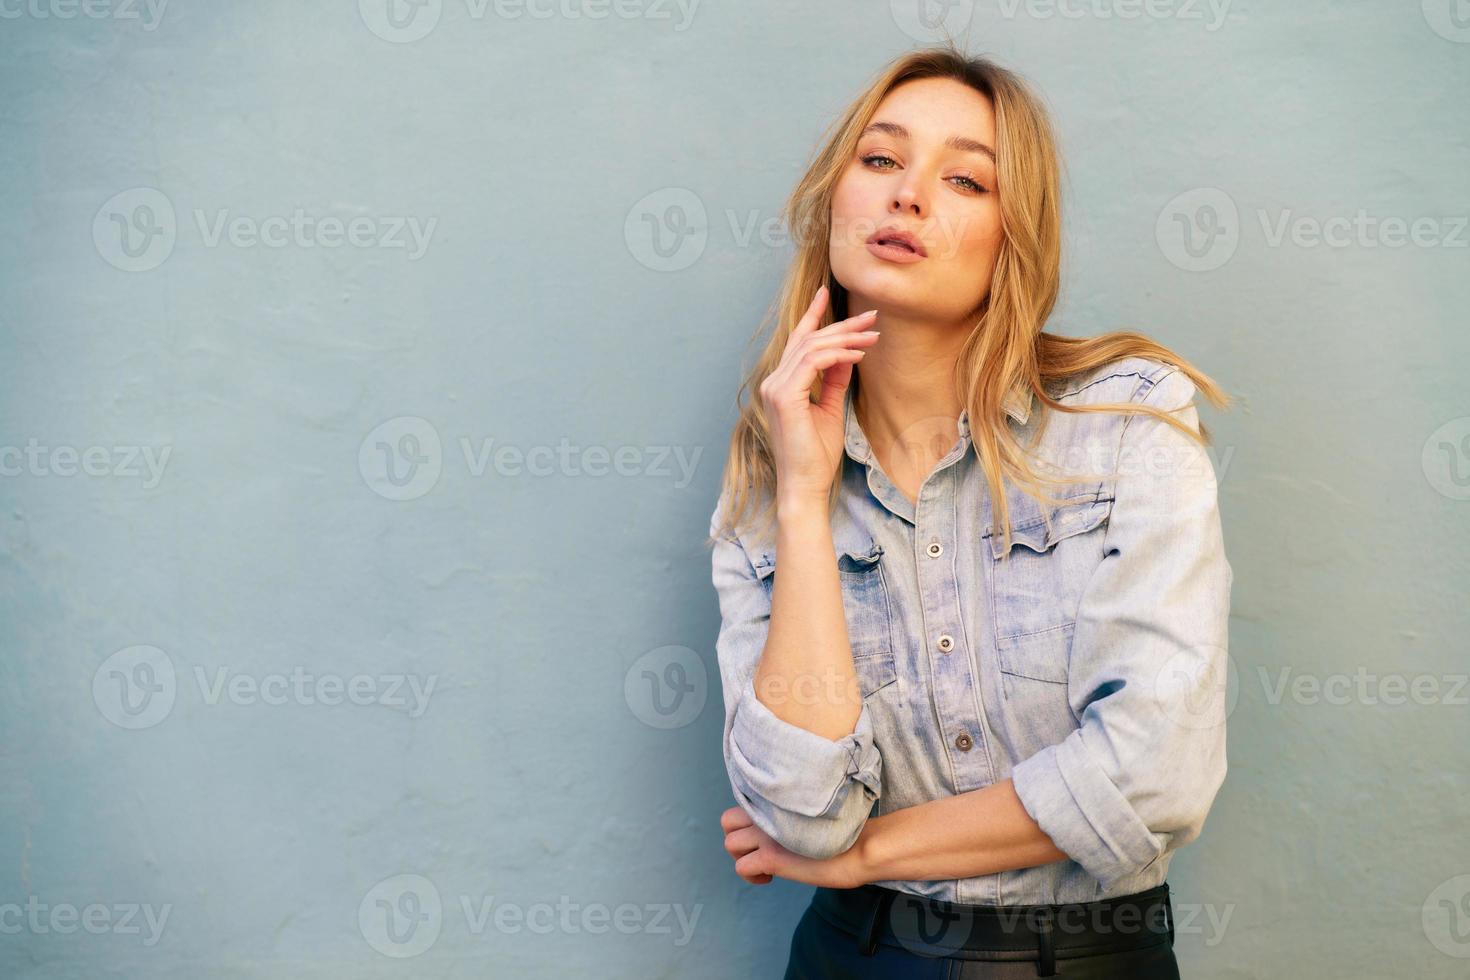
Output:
[1011,737,1164,890]
[728,674,882,819]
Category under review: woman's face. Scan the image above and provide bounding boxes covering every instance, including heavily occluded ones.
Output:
[828,76,1003,323]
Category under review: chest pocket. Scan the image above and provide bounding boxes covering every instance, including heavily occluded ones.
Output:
[985,490,1113,684]
[754,541,898,699]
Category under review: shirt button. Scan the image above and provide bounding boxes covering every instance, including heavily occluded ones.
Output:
[955,732,973,751]
[937,634,954,653]
[926,541,943,558]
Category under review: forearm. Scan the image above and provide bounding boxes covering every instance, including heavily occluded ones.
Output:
[752,494,862,742]
[854,778,1070,884]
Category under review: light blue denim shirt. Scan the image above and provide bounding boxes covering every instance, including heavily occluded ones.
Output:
[709,356,1233,905]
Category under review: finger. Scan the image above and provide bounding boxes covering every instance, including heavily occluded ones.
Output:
[723,826,762,857]
[789,284,830,340]
[816,358,855,415]
[815,307,879,335]
[766,334,874,407]
[720,806,752,833]
[735,851,774,881]
[803,347,868,378]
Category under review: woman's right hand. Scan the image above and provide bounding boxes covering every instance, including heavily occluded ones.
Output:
[759,284,881,507]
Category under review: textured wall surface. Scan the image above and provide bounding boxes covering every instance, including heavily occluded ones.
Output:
[1,2,1467,977]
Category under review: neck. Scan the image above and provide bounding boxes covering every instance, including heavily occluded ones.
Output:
[849,306,972,474]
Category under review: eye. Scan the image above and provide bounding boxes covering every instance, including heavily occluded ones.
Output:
[859,154,988,194]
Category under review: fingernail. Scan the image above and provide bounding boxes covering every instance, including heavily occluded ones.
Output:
[861,309,878,317]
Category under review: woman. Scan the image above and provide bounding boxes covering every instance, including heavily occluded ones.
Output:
[707,46,1233,978]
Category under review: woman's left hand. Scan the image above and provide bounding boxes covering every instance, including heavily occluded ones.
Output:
[720,804,869,889]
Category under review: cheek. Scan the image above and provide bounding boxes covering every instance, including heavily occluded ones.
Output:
[938,206,1003,264]
[828,180,872,249]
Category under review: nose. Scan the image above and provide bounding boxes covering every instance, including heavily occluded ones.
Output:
[891,177,925,218]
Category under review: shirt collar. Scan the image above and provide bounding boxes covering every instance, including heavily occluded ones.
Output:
[843,381,1033,464]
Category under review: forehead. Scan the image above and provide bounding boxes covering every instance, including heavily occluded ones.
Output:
[869,77,996,143]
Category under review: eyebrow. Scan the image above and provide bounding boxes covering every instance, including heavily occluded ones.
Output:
[860,121,995,163]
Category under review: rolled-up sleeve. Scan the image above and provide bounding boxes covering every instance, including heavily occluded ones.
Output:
[1010,368,1233,891]
[709,503,883,860]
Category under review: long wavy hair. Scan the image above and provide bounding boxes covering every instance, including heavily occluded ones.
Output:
[709,44,1230,554]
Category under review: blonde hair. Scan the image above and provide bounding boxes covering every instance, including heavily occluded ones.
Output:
[710,44,1230,553]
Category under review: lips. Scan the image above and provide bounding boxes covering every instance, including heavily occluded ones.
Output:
[866,226,927,256]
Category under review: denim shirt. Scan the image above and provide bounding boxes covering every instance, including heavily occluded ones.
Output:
[709,356,1233,906]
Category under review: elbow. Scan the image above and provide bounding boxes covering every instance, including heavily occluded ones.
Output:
[722,685,884,860]
[736,780,877,860]
[1131,748,1228,855]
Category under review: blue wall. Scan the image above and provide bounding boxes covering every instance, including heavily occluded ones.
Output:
[1,2,1467,977]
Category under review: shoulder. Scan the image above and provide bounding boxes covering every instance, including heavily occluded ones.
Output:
[709,487,777,561]
[1045,355,1194,408]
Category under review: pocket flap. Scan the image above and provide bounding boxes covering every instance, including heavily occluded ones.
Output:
[751,537,884,579]
[986,490,1113,559]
